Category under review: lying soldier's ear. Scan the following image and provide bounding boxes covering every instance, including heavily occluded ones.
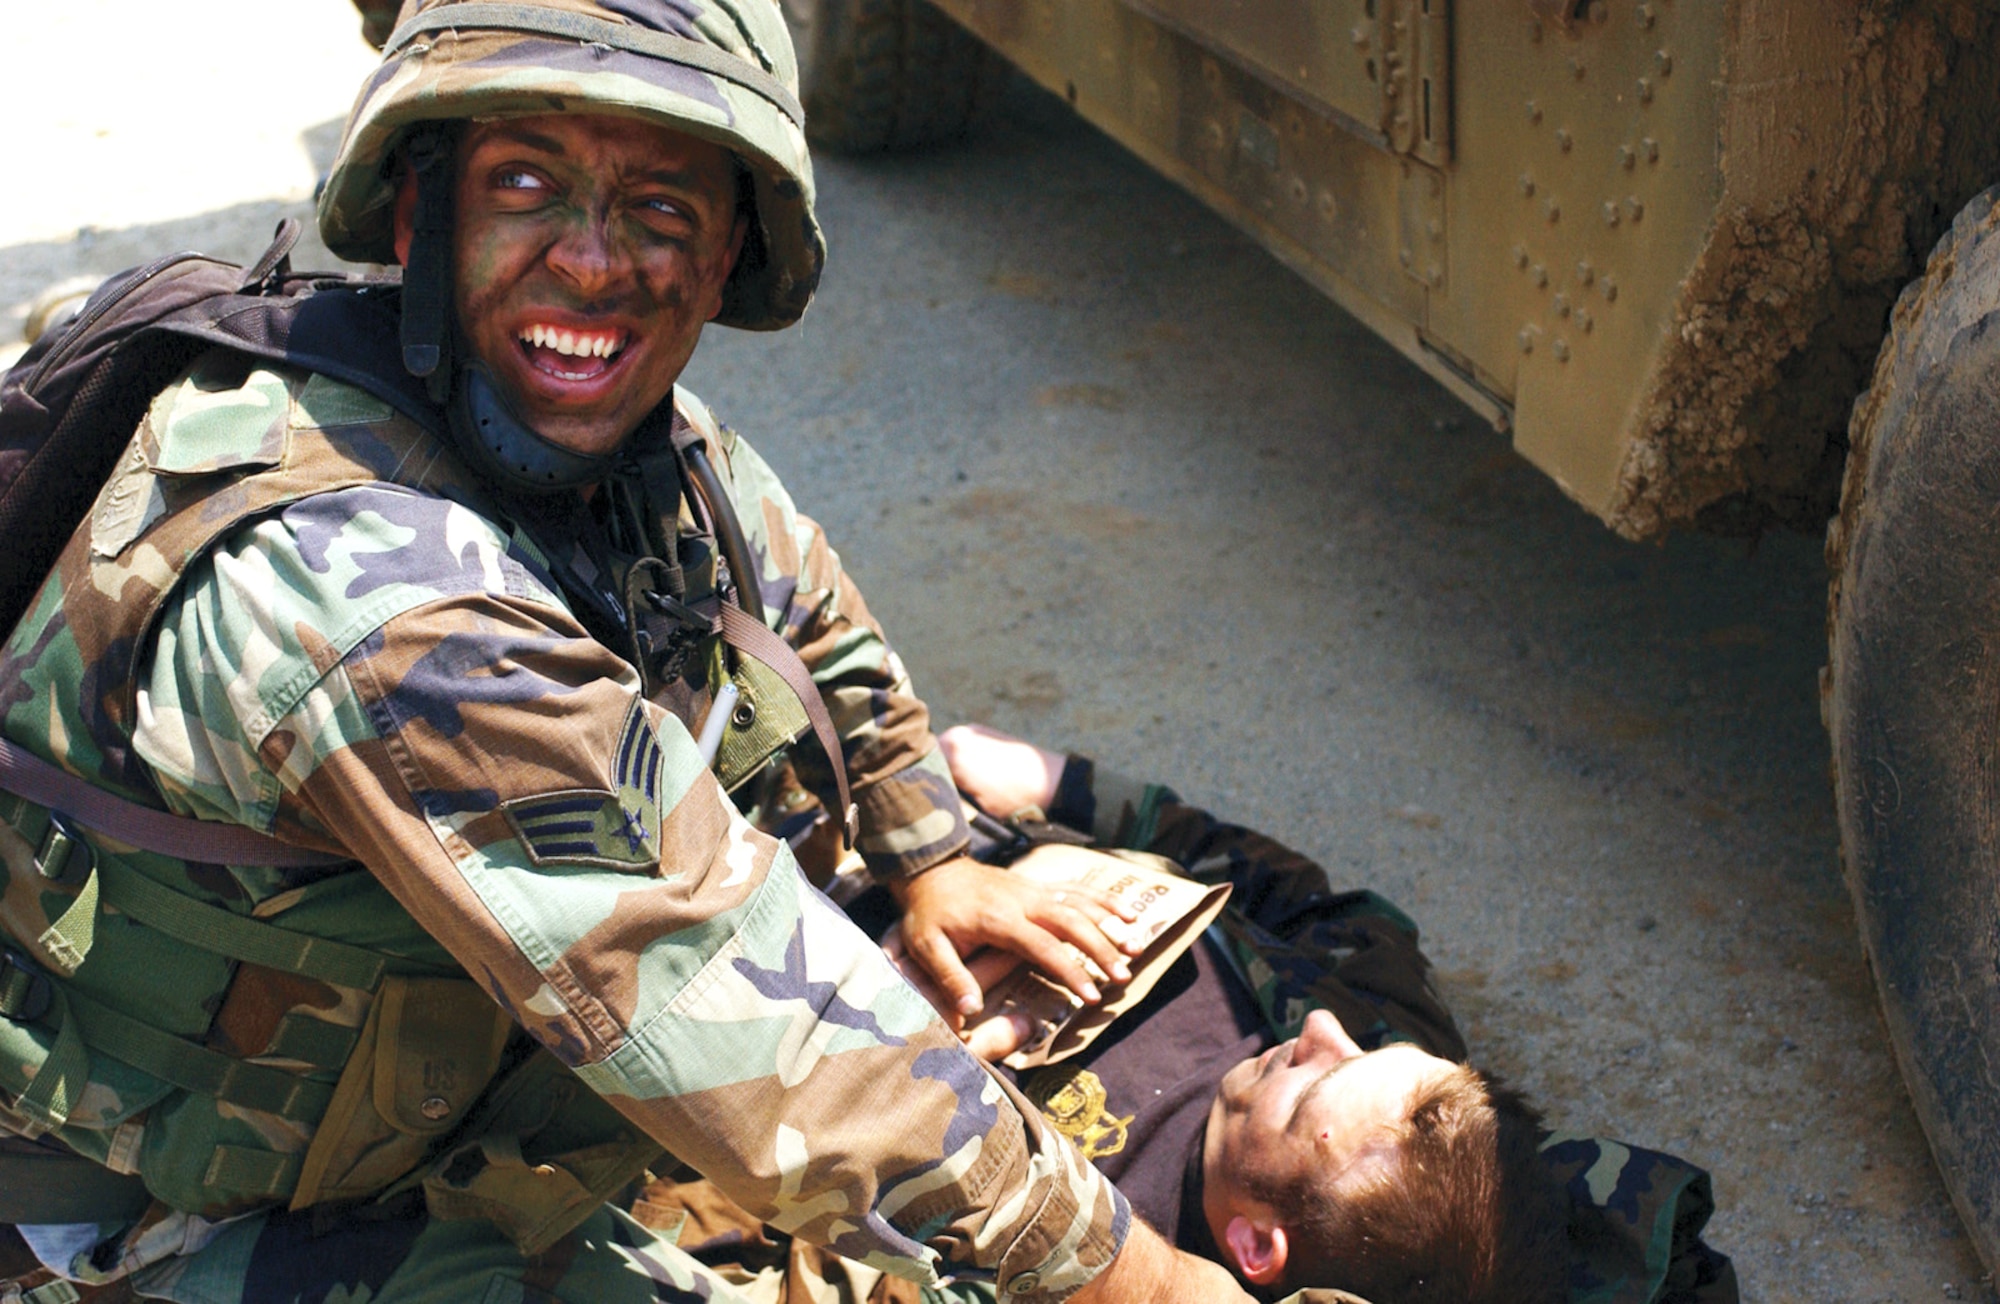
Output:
[1224,1215,1290,1286]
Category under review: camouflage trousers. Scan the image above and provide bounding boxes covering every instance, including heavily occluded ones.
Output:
[3,1194,772,1304]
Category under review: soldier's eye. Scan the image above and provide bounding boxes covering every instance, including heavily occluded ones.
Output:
[495,169,547,191]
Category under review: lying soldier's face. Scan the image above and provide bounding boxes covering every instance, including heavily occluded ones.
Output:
[415,112,746,458]
[1202,1009,1456,1248]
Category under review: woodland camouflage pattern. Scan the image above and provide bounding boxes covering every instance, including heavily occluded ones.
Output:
[0,356,1121,1302]
[318,0,825,330]
[646,766,1737,1304]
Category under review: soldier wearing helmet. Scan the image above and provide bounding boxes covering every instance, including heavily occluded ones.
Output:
[0,3,1260,1302]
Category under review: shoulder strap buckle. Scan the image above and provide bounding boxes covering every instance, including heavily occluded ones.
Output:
[0,951,53,1024]
[33,810,95,888]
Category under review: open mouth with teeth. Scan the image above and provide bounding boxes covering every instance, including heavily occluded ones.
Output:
[517,324,629,382]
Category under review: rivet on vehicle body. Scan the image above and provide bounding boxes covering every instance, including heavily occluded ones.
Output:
[1400,246,1414,267]
[1532,264,1549,287]
[1352,24,1371,48]
[1553,339,1571,362]
[1513,245,1531,269]
[1428,265,1444,286]
[1602,277,1619,302]
[1643,137,1660,162]
[1519,173,1537,197]
[1576,308,1595,332]
[1290,177,1309,205]
[1518,329,1535,354]
[1528,17,1543,41]
[1555,128,1573,153]
[1602,201,1621,227]
[1655,50,1673,76]
[1618,144,1636,170]
[1568,57,1586,81]
[1318,190,1339,220]
[1204,120,1226,149]
[1545,199,1562,224]
[421,1096,451,1120]
[1526,99,1543,125]
[1637,77,1654,104]
[1626,197,1645,221]
[1553,293,1570,318]
[1636,3,1656,28]
[1427,219,1443,240]
[1576,260,1596,285]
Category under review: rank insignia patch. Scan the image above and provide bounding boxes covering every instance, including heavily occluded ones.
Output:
[502,703,665,870]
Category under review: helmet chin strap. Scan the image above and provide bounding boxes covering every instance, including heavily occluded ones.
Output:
[448,360,627,493]
[399,120,625,495]
[399,122,459,404]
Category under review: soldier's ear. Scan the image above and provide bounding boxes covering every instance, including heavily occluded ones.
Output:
[706,213,749,324]
[1223,1215,1290,1286]
[392,168,419,266]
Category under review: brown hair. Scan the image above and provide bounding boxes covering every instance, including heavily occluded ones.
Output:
[1253,1065,1569,1304]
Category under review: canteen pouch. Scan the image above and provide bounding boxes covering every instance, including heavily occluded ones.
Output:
[290,975,511,1209]
[418,1043,665,1255]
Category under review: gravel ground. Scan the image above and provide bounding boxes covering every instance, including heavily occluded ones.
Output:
[2,6,1992,1301]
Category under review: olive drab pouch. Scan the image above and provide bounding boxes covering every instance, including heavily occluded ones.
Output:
[710,645,813,796]
[290,975,511,1209]
[417,1043,665,1256]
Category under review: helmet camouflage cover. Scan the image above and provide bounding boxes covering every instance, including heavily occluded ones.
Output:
[319,0,823,330]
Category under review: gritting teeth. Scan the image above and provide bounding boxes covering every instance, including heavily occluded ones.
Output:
[521,326,623,360]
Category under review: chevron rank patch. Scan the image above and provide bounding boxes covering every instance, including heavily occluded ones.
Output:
[502,703,665,869]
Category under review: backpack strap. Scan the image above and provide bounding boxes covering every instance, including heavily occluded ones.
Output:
[0,737,347,868]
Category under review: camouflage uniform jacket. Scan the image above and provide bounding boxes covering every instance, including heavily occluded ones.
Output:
[0,349,1123,1303]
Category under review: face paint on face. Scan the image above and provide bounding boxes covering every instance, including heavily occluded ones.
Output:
[424,113,746,458]
[1202,1009,1458,1248]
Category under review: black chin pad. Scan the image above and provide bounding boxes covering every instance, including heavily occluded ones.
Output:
[447,362,618,493]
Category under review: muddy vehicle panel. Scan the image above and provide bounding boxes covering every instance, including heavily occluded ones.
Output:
[785,0,2000,1274]
[908,0,2000,539]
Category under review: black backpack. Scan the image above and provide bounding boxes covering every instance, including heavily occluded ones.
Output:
[0,220,430,637]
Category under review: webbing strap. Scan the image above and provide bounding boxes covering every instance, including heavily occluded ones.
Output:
[63,987,335,1122]
[12,987,88,1136]
[265,1013,362,1071]
[385,3,805,128]
[0,736,348,868]
[93,856,394,990]
[204,1144,302,1201]
[37,867,100,976]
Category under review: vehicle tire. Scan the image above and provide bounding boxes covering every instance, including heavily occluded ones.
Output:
[1826,182,2000,1273]
[780,0,1008,153]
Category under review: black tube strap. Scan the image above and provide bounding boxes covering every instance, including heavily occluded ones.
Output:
[0,737,348,868]
[386,3,805,129]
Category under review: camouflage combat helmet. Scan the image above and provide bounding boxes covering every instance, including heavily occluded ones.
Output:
[318,0,823,331]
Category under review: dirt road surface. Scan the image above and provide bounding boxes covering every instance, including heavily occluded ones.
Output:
[2,6,1991,1301]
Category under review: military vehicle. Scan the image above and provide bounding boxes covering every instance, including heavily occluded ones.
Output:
[778,0,2000,1272]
